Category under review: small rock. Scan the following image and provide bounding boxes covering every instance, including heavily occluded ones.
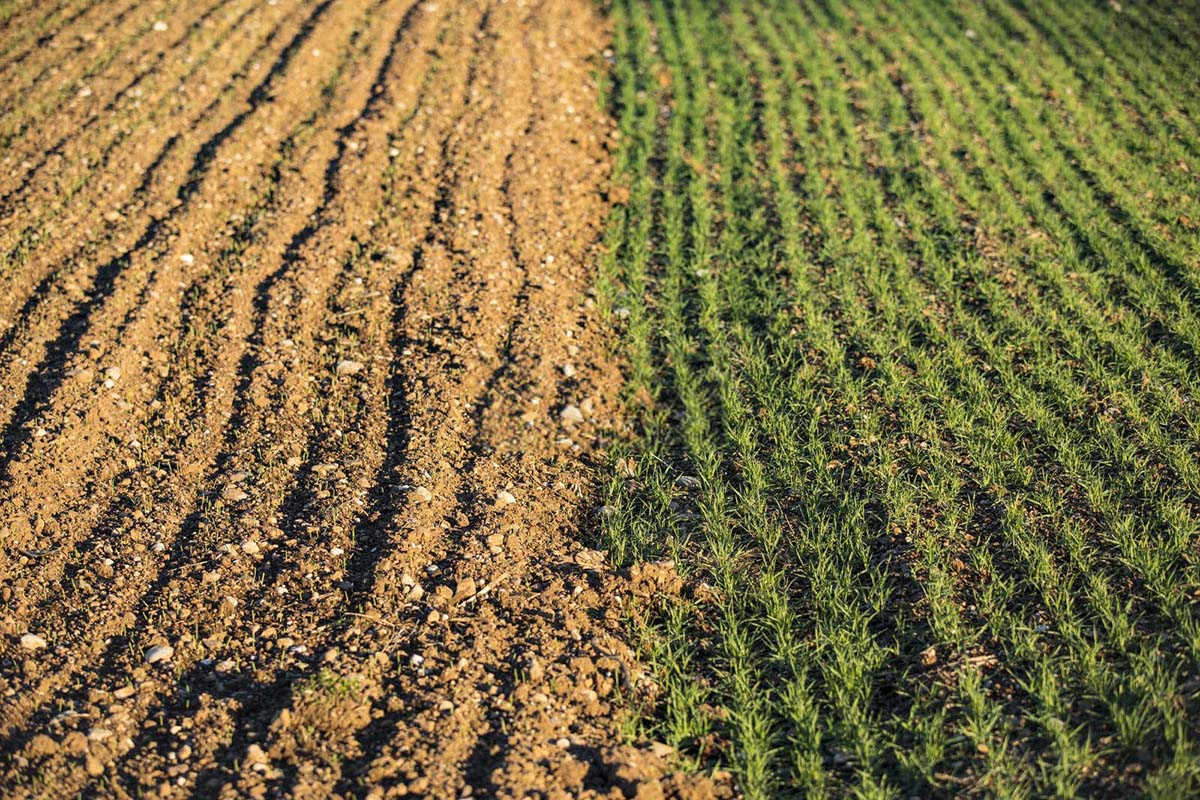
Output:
[113,685,136,700]
[454,577,477,601]
[560,404,584,425]
[19,633,47,651]
[560,363,576,378]
[87,728,113,742]
[104,366,121,382]
[496,490,516,505]
[413,486,433,503]
[152,20,168,31]
[28,734,57,756]
[180,253,194,265]
[409,654,425,667]
[574,549,606,570]
[145,644,174,665]
[555,738,571,749]
[336,359,363,376]
[240,539,261,556]
[245,744,268,765]
[919,645,937,667]
[222,486,249,502]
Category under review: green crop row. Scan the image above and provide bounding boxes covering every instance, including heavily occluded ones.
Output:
[599,1,1200,796]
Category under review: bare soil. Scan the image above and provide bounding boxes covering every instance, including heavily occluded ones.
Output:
[0,1,731,797]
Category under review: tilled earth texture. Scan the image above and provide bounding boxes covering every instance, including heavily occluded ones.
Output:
[0,2,723,798]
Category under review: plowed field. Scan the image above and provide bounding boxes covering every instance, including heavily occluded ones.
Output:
[0,1,717,797]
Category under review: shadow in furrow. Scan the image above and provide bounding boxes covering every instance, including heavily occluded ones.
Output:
[0,0,356,756]
[0,131,179,364]
[215,0,415,478]
[323,244,429,800]
[455,119,539,796]
[94,1,431,789]
[0,0,306,368]
[0,0,243,216]
[0,0,138,99]
[178,0,335,203]
[0,0,157,148]
[334,40,546,800]
[0,0,335,480]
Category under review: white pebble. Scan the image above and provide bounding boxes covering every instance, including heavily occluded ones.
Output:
[19,633,47,651]
[145,644,174,664]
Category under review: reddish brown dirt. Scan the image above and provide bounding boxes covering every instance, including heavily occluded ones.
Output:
[0,1,732,798]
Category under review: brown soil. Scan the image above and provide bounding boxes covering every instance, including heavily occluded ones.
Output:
[0,1,732,798]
